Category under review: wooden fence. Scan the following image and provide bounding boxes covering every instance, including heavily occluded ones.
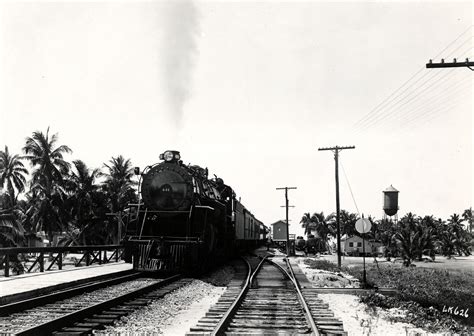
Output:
[0,245,124,277]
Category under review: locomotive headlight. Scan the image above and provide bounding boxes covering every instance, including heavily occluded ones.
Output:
[160,150,181,163]
[163,151,174,162]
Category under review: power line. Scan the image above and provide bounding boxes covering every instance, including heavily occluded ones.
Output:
[353,25,472,131]
[354,68,434,131]
[357,69,451,131]
[374,65,467,131]
[340,159,360,217]
[357,44,472,133]
[353,67,425,128]
[394,72,472,128]
[400,87,471,131]
[431,25,473,59]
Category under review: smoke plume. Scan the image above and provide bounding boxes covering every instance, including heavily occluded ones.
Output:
[161,0,200,126]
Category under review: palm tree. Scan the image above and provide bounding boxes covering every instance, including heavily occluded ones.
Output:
[446,213,470,256]
[65,160,102,245]
[0,146,28,206]
[448,213,464,233]
[393,214,423,266]
[103,155,136,213]
[338,210,359,237]
[0,193,25,247]
[22,128,72,246]
[300,212,314,236]
[418,215,440,259]
[374,218,397,260]
[462,208,473,234]
[102,155,137,243]
[311,212,334,251]
[23,128,71,196]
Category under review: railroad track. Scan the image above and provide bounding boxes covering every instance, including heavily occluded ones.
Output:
[0,272,189,335]
[188,256,347,335]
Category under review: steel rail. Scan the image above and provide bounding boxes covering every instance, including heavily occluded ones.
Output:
[16,274,181,336]
[284,258,320,336]
[210,256,266,336]
[0,270,141,315]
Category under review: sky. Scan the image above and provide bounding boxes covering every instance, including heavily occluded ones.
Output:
[0,0,472,236]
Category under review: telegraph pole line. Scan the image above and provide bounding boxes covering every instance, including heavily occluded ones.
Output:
[276,186,297,256]
[318,145,355,268]
[426,58,474,71]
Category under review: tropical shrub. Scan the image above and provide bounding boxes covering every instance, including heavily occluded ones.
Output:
[305,259,473,330]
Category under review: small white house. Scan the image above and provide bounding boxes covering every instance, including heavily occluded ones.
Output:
[340,234,382,256]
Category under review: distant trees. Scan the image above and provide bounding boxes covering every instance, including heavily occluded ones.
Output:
[64,160,104,245]
[22,128,72,246]
[299,209,473,266]
[102,155,138,244]
[103,155,137,214]
[0,146,28,246]
[300,211,334,252]
[0,193,25,246]
[0,128,139,248]
[462,208,473,233]
[300,213,313,236]
[0,146,28,207]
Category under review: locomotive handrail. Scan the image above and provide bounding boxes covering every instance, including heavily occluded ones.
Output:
[194,205,215,211]
[136,210,191,213]
[127,236,201,242]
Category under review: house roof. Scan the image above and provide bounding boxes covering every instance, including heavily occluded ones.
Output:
[341,234,382,243]
[270,220,287,226]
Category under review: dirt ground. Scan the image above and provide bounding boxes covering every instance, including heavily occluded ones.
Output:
[301,252,474,273]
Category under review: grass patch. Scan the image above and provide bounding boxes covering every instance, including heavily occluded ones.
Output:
[304,258,474,333]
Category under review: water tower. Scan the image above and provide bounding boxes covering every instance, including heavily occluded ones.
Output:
[383,185,399,223]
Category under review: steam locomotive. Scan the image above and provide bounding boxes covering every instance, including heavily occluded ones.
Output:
[124,150,267,273]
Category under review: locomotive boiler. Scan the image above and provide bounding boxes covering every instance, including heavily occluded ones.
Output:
[124,150,266,273]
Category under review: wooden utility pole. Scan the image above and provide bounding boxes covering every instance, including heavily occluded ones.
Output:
[318,145,355,267]
[426,58,474,70]
[276,186,297,256]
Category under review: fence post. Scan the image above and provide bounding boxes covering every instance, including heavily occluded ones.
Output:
[4,254,10,277]
[39,252,44,272]
[58,252,63,270]
[115,247,119,262]
[99,250,102,265]
[85,251,90,266]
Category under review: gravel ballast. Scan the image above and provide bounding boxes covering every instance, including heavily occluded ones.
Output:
[96,279,225,335]
[96,256,455,335]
